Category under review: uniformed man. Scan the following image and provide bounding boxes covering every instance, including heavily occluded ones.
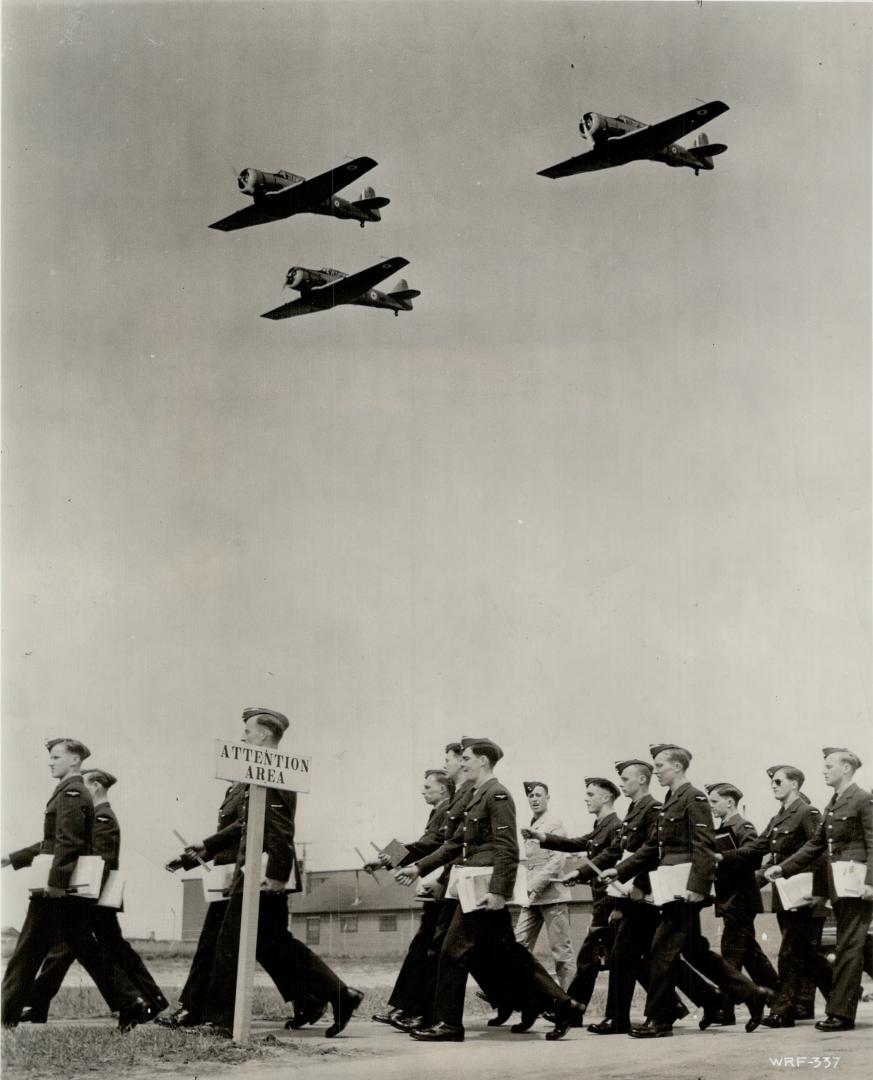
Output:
[585,759,727,1035]
[513,781,575,990]
[602,744,771,1038]
[399,738,586,1041]
[706,782,778,995]
[735,765,832,1027]
[1,739,153,1031]
[371,764,456,1026]
[766,747,873,1031]
[530,777,622,1016]
[203,708,363,1038]
[21,769,168,1020]
[158,778,247,1027]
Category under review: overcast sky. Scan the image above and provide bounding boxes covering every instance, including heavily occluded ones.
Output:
[2,0,870,936]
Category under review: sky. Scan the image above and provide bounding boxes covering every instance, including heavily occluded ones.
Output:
[2,0,870,937]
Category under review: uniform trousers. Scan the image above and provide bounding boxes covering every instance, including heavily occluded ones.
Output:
[514,903,575,989]
[720,910,779,989]
[180,899,229,1017]
[26,907,168,1014]
[2,897,142,1024]
[433,906,569,1029]
[645,900,761,1024]
[769,907,832,1019]
[387,899,442,1015]
[604,901,729,1027]
[206,891,346,1028]
[825,897,873,1022]
[566,918,615,1007]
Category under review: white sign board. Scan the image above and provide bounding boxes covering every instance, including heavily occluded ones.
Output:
[214,739,311,793]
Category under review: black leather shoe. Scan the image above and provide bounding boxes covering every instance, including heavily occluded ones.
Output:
[325,987,364,1038]
[588,1018,629,1035]
[761,1014,795,1029]
[671,1002,690,1022]
[392,1014,425,1032]
[286,998,327,1029]
[488,1004,514,1027]
[156,1008,203,1029]
[19,1007,48,1024]
[545,1000,585,1040]
[745,989,772,1033]
[410,1022,465,1042]
[118,997,156,1033]
[629,1022,673,1038]
[700,1005,734,1030]
[510,1005,539,1033]
[372,1007,405,1026]
[815,1016,854,1032]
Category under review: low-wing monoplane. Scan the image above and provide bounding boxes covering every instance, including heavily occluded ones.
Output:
[538,100,729,179]
[261,257,420,320]
[209,157,389,231]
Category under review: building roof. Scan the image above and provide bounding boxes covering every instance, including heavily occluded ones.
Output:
[290,868,592,916]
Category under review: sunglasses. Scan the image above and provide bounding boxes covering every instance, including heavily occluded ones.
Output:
[771,778,787,786]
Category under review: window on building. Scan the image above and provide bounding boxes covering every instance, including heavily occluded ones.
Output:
[379,915,398,932]
[306,917,320,945]
[340,915,358,933]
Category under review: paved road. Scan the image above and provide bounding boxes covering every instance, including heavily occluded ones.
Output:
[220,1008,872,1080]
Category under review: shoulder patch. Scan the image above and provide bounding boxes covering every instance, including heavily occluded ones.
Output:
[810,808,821,816]
[652,803,663,810]
[741,823,755,830]
[96,814,111,822]
[694,823,708,827]
[694,795,708,801]
[494,794,508,800]
[64,790,81,797]
[496,825,510,830]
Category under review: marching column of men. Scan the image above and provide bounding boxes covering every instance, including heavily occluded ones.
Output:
[3,728,872,1039]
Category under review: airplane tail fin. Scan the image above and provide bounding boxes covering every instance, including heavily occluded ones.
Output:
[689,131,728,165]
[353,186,390,219]
[390,279,421,304]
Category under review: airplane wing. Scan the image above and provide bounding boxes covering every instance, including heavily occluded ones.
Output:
[210,157,378,231]
[210,202,289,231]
[256,156,377,214]
[538,150,611,178]
[611,100,729,159]
[323,257,410,303]
[260,297,328,320]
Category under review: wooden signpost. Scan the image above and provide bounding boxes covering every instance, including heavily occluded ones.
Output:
[214,739,312,1044]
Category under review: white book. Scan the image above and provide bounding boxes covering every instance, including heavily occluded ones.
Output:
[447,864,529,913]
[97,870,126,909]
[202,864,234,902]
[26,853,54,893]
[773,872,813,910]
[414,865,445,900]
[67,855,104,899]
[832,860,867,899]
[648,862,692,906]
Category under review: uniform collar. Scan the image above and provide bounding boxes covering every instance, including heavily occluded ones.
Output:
[722,812,743,828]
[829,781,858,809]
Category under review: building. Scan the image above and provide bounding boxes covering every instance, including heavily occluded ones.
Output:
[182,867,594,957]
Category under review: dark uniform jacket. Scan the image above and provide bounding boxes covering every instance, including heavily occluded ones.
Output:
[712,812,764,917]
[590,793,662,896]
[196,783,246,868]
[9,773,94,890]
[736,796,826,912]
[398,799,451,868]
[415,777,519,898]
[780,782,873,895]
[540,810,622,922]
[230,786,301,895]
[616,781,717,898]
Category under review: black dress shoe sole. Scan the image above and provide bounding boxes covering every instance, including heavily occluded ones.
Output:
[410,1030,464,1042]
[628,1027,673,1038]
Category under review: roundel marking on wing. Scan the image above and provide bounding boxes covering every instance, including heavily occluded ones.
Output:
[383,262,392,268]
[350,164,358,171]
[697,108,708,115]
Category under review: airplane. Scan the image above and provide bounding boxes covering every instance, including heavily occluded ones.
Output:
[209,156,389,231]
[538,100,729,179]
[261,257,420,320]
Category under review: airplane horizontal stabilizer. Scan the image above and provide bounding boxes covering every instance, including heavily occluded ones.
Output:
[353,196,390,210]
[689,142,728,159]
[390,289,421,301]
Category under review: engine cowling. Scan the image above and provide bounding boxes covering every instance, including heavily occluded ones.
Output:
[579,112,605,143]
[238,168,295,196]
[285,266,340,291]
